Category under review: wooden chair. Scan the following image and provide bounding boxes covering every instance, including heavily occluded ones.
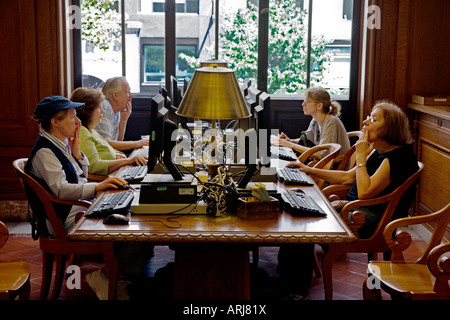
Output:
[0,220,31,300]
[334,131,362,171]
[13,158,118,300]
[298,143,341,189]
[322,161,424,261]
[363,202,450,300]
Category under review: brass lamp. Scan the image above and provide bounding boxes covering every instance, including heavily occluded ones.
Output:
[176,65,250,167]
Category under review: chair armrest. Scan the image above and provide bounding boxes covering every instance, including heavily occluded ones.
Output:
[322,184,352,198]
[53,198,92,209]
[383,208,450,261]
[428,242,450,295]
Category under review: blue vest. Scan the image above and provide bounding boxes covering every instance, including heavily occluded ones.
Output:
[25,136,82,237]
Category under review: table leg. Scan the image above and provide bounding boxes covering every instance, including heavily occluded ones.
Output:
[321,244,335,300]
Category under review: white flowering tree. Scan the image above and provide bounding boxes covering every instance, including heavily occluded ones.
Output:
[181,0,333,94]
[81,0,122,51]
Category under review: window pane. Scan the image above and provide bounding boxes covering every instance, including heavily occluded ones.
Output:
[217,1,258,86]
[175,0,213,81]
[128,1,166,95]
[268,0,308,94]
[311,0,353,97]
[80,0,123,89]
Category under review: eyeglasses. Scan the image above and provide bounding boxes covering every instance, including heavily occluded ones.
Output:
[304,99,317,104]
[365,115,378,123]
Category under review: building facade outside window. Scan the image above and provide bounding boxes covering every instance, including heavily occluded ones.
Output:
[79,0,357,99]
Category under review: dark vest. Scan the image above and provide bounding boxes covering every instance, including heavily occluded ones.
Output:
[24,136,82,237]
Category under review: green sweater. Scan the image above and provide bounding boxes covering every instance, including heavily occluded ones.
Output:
[79,126,124,175]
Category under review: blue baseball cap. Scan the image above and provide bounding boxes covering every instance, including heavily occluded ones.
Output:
[34,96,85,120]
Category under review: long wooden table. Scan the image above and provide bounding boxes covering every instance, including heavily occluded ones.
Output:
[67,173,355,300]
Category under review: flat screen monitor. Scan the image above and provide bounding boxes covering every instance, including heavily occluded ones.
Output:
[147,94,183,181]
[255,92,271,164]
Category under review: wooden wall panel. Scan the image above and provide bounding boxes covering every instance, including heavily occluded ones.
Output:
[0,0,65,199]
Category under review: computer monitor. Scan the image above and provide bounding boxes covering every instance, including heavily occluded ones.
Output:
[147,94,184,181]
[170,75,189,131]
[254,92,271,165]
[170,75,182,109]
[183,77,190,95]
[238,86,261,132]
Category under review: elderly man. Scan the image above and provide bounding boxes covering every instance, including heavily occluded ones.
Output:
[95,76,149,151]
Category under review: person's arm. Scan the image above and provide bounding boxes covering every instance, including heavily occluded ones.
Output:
[353,130,390,199]
[290,160,356,185]
[104,137,149,152]
[117,100,132,141]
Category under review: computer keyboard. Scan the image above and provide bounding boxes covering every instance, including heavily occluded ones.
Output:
[281,189,326,216]
[271,146,297,161]
[117,165,147,182]
[133,147,148,157]
[277,167,313,185]
[86,189,135,218]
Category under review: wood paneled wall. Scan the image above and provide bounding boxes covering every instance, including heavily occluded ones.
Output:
[0,1,67,199]
[361,0,450,117]
[1,0,449,200]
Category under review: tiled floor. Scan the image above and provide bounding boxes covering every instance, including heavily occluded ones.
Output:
[2,222,428,301]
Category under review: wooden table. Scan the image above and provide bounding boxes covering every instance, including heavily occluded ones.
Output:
[67,178,355,300]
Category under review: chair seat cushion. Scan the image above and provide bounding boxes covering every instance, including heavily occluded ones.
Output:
[368,261,436,295]
[0,260,30,291]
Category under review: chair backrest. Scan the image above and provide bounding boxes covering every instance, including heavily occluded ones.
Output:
[0,220,9,250]
[298,143,341,188]
[335,131,362,171]
[13,158,72,240]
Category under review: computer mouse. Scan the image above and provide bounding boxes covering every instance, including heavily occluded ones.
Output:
[116,183,130,190]
[103,214,129,225]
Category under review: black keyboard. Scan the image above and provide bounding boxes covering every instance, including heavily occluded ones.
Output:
[86,189,135,218]
[117,165,147,182]
[277,167,313,185]
[281,189,326,216]
[271,146,297,161]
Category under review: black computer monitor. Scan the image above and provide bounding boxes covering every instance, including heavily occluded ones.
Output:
[170,75,182,109]
[183,77,190,95]
[254,92,271,165]
[147,94,183,181]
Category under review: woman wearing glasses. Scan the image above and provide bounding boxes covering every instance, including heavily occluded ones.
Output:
[276,100,418,300]
[289,100,419,238]
[271,87,351,158]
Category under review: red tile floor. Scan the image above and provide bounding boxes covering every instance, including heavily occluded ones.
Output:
[1,223,428,301]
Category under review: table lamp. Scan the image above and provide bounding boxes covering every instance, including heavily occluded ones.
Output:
[176,65,250,172]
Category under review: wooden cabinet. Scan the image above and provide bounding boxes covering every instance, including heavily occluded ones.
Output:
[407,104,450,241]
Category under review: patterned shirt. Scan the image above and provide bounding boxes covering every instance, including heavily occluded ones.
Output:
[95,99,120,140]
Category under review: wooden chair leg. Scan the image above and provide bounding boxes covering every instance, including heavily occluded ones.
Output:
[40,252,54,300]
[103,249,118,300]
[18,278,31,300]
[52,254,67,300]
[362,277,382,300]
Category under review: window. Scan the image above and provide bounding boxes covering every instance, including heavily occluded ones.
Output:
[139,0,199,14]
[76,0,359,104]
[142,42,197,89]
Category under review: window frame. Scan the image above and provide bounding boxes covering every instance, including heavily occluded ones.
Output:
[73,0,362,131]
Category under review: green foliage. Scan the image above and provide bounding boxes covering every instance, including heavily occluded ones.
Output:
[81,0,122,51]
[180,0,332,94]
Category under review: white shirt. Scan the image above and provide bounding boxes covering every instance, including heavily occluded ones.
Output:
[29,131,97,231]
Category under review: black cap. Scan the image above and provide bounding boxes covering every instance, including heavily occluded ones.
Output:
[34,96,85,120]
